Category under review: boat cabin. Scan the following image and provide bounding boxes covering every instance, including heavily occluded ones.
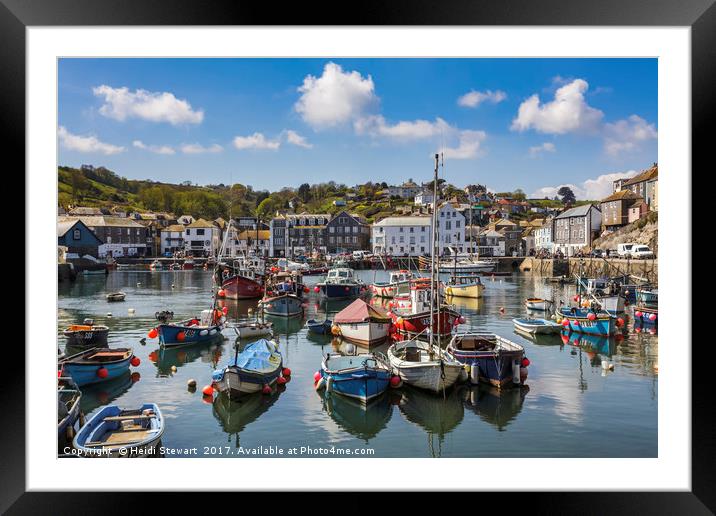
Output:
[325,267,356,284]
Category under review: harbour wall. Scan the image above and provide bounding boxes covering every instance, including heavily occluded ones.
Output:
[519,257,658,283]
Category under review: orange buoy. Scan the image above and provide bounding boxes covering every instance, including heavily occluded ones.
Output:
[202,385,214,396]
[148,328,158,339]
[96,367,109,379]
[130,356,141,367]
[177,331,186,342]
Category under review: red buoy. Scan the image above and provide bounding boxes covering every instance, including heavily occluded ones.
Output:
[222,306,229,315]
[649,313,657,321]
[634,311,643,318]
[96,367,108,379]
[587,312,597,321]
[130,356,141,367]
[177,331,186,342]
[521,357,531,367]
[303,286,309,293]
[389,375,402,388]
[282,367,292,377]
[148,328,158,339]
[616,318,625,327]
[314,286,320,293]
[57,370,62,378]
[313,371,321,383]
[217,289,226,298]
[277,376,287,385]
[202,385,214,396]
[458,315,466,324]
[262,385,272,394]
[562,319,570,326]
[574,295,580,302]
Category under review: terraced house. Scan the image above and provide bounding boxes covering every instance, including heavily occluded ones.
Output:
[325,211,370,253]
[269,213,329,257]
[58,215,149,258]
[551,204,602,257]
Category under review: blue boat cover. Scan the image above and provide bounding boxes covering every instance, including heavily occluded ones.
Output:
[212,339,280,381]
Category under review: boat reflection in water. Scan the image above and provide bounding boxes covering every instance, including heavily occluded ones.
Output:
[397,385,464,457]
[264,313,305,337]
[79,370,138,415]
[212,389,283,448]
[320,390,394,442]
[149,341,224,377]
[562,331,616,359]
[446,295,484,313]
[460,383,529,431]
[216,298,262,321]
[513,327,563,347]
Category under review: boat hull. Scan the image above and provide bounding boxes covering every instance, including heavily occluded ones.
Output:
[512,318,560,334]
[214,365,282,399]
[60,356,132,387]
[158,323,223,347]
[525,299,552,311]
[260,294,303,317]
[335,320,389,346]
[445,283,484,298]
[390,309,460,338]
[318,283,362,300]
[307,319,332,335]
[233,322,273,339]
[222,274,264,299]
[63,327,109,348]
[559,308,617,336]
[448,348,522,388]
[321,355,391,403]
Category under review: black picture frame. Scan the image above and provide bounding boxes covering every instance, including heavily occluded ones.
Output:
[2,0,709,511]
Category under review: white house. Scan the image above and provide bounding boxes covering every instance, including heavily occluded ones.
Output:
[184,218,221,257]
[388,180,422,199]
[371,216,432,256]
[226,228,270,257]
[437,202,466,255]
[414,190,435,207]
[534,217,553,253]
[160,224,186,255]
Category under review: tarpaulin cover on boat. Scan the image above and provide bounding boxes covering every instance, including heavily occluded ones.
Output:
[212,339,280,381]
[334,299,390,324]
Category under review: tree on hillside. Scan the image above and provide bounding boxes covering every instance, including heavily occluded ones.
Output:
[298,183,311,202]
[69,169,89,203]
[557,186,576,205]
[513,189,526,201]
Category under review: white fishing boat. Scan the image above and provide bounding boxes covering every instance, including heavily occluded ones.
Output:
[525,298,553,311]
[387,339,463,393]
[276,257,309,272]
[332,299,391,346]
[230,320,273,339]
[370,270,413,298]
[437,257,496,273]
[106,291,126,302]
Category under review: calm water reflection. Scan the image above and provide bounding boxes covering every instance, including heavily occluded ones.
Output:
[58,269,657,457]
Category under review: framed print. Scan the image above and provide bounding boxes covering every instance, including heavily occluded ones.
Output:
[2,0,712,512]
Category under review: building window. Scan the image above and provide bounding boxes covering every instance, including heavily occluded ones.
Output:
[72,229,81,240]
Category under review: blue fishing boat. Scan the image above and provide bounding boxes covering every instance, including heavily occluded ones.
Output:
[636,288,658,306]
[259,293,303,317]
[58,376,83,452]
[307,318,332,335]
[73,403,164,457]
[633,306,658,325]
[212,339,284,399]
[59,347,136,387]
[317,353,392,403]
[558,307,617,336]
[317,267,364,300]
[156,309,224,347]
[446,332,528,388]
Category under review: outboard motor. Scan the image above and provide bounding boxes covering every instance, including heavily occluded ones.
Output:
[155,310,174,323]
[83,318,94,326]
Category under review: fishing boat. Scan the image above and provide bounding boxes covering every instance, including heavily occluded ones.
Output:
[388,339,463,392]
[183,257,194,270]
[276,257,310,272]
[317,352,392,403]
[212,339,284,398]
[156,309,225,347]
[390,278,462,339]
[316,267,364,300]
[307,318,332,335]
[332,299,391,346]
[558,307,617,336]
[149,259,164,271]
[525,298,553,311]
[217,256,265,300]
[636,288,658,306]
[445,274,484,298]
[303,265,329,276]
[512,317,561,335]
[369,270,413,298]
[58,376,83,449]
[633,306,658,325]
[259,292,303,317]
[73,403,164,457]
[63,319,109,348]
[447,332,528,388]
[437,256,496,273]
[230,320,273,339]
[575,277,626,314]
[106,292,126,302]
[59,347,136,387]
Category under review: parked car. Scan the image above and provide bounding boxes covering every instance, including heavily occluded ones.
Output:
[352,250,371,260]
[590,249,604,258]
[630,245,655,259]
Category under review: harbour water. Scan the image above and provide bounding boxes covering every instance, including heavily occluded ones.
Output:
[58,269,657,458]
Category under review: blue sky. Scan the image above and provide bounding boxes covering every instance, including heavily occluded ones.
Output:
[58,58,657,199]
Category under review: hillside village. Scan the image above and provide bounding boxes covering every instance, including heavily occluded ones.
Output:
[58,163,658,262]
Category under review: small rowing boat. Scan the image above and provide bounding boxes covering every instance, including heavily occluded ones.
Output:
[63,319,109,348]
[307,318,332,335]
[230,320,273,339]
[387,339,463,393]
[73,403,164,457]
[525,298,553,311]
[59,347,136,386]
[212,339,284,398]
[447,332,528,388]
[106,292,126,302]
[512,317,561,335]
[317,353,392,404]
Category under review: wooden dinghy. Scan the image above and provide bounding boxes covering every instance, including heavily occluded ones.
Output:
[106,292,126,302]
[447,332,528,388]
[59,347,136,386]
[63,319,109,348]
[387,339,463,393]
[512,317,561,335]
[212,339,284,399]
[229,320,273,339]
[307,319,332,335]
[525,298,553,311]
[73,403,164,457]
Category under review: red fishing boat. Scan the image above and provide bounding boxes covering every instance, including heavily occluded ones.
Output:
[389,278,463,339]
[216,257,265,300]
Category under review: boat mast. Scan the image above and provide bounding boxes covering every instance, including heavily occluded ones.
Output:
[430,153,439,351]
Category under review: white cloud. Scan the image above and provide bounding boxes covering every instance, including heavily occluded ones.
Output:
[294,62,377,129]
[58,126,125,155]
[529,142,556,157]
[530,169,639,200]
[457,89,507,108]
[511,79,603,135]
[233,133,280,151]
[441,130,487,160]
[285,130,313,149]
[603,115,657,156]
[180,143,223,154]
[93,85,204,125]
[132,140,175,155]
[354,115,451,141]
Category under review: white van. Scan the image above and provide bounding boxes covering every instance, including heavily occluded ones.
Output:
[616,243,637,258]
[352,250,371,260]
[630,245,655,259]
